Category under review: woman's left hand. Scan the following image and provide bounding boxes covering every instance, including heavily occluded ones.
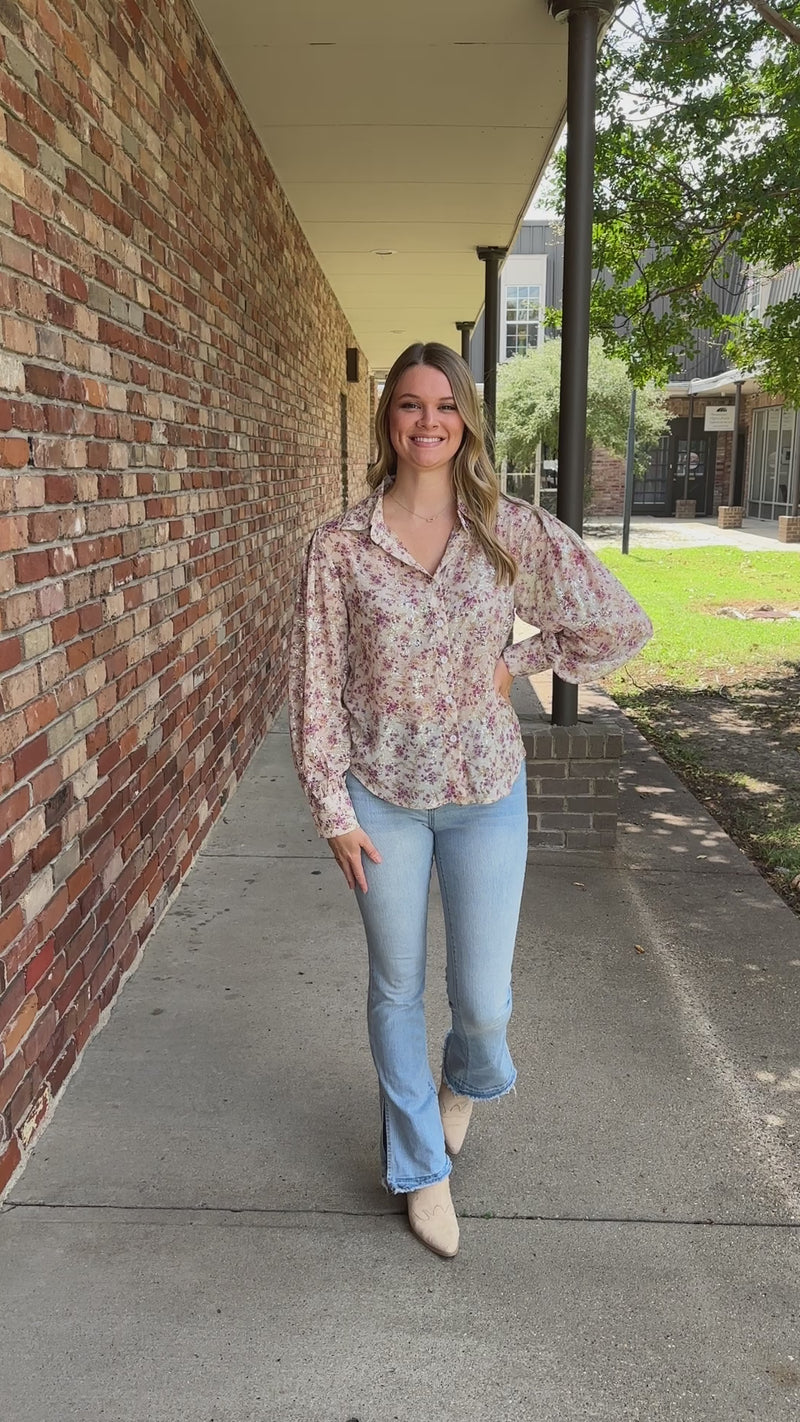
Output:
[494,656,513,703]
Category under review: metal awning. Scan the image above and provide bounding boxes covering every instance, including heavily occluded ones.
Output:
[667,369,763,398]
[191,0,569,372]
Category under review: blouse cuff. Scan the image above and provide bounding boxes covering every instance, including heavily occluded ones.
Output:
[503,635,550,679]
[309,784,360,840]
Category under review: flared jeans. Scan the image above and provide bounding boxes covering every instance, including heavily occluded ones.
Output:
[346,762,528,1193]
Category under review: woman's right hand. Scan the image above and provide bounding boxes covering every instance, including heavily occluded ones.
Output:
[327,827,382,892]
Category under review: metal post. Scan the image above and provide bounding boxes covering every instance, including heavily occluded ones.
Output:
[622,386,636,554]
[548,0,613,726]
[791,409,800,517]
[476,246,506,441]
[728,379,743,505]
[455,320,474,364]
[683,390,694,500]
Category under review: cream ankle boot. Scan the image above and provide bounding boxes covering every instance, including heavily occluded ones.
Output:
[407,1177,460,1258]
[438,1080,473,1156]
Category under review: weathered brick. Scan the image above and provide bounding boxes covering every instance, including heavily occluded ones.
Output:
[0,990,38,1056]
[13,732,48,779]
[14,548,49,582]
[1,663,39,710]
[20,868,54,923]
[0,784,31,836]
[31,823,62,872]
[0,1138,21,1195]
[560,777,592,797]
[24,940,55,993]
[47,1037,76,1098]
[0,514,28,550]
[537,813,593,832]
[0,354,25,392]
[0,1049,27,1117]
[5,115,38,167]
[581,760,622,779]
[528,795,567,814]
[0,904,25,955]
[10,806,46,862]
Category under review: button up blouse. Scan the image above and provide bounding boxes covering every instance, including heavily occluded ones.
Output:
[289,488,652,838]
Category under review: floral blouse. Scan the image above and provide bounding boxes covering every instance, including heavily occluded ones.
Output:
[288,488,652,837]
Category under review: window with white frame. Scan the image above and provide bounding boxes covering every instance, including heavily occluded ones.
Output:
[505,285,541,358]
[747,404,795,518]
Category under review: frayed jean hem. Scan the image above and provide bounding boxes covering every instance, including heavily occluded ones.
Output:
[383,1158,452,1196]
[441,1062,517,1103]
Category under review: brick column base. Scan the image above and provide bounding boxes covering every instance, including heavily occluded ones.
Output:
[718,505,743,529]
[519,717,623,849]
[778,515,800,543]
[675,499,696,519]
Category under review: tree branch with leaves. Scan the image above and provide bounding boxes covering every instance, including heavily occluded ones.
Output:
[496,338,668,482]
[558,0,800,401]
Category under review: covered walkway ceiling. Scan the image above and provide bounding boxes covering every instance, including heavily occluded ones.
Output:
[193,1,569,374]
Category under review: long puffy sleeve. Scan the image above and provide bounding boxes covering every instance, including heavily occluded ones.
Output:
[502,506,653,682]
[288,529,359,838]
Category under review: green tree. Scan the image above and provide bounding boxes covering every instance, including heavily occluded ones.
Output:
[496,337,668,476]
[582,0,800,398]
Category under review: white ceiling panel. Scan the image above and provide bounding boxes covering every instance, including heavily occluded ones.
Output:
[258,126,558,187]
[231,45,565,129]
[279,184,532,226]
[192,0,569,372]
[194,1,557,49]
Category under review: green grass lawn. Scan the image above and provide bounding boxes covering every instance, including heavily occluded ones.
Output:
[596,546,800,906]
[598,547,800,688]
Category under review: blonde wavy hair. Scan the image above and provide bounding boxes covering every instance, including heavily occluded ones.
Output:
[368,342,517,585]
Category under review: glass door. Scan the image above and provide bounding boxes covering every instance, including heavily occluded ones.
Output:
[748,406,795,518]
[669,418,715,514]
[762,407,780,513]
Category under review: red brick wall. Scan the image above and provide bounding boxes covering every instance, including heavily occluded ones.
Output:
[587,444,626,516]
[0,0,370,1194]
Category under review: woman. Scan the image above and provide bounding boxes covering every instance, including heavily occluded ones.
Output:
[289,342,651,1258]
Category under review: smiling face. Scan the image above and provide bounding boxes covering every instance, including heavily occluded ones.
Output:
[388,365,465,479]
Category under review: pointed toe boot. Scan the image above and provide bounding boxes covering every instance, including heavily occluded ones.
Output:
[407,1178,460,1258]
[438,1080,474,1157]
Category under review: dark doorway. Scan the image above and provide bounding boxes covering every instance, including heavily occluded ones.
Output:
[670,417,717,515]
[636,417,718,516]
[633,433,670,513]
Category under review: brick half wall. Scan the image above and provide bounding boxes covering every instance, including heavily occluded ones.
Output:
[0,0,370,1193]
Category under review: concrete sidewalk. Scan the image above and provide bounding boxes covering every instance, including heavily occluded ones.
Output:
[584,513,800,553]
[1,691,799,1421]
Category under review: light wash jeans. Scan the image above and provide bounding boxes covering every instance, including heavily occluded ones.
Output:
[346,762,528,1194]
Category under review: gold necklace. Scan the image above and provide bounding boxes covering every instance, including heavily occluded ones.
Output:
[387,491,455,524]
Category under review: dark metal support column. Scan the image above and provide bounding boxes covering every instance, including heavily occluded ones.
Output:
[476,246,506,442]
[548,0,613,726]
[791,410,800,517]
[683,390,694,500]
[621,386,636,555]
[728,379,743,504]
[455,320,475,364]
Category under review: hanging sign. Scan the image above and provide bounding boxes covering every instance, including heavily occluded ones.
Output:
[704,404,736,431]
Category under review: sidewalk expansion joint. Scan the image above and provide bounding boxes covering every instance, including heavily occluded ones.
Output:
[201,852,330,861]
[5,1202,799,1229]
